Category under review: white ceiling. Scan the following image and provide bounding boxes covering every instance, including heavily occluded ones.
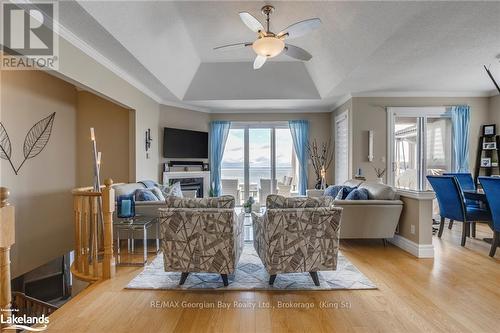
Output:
[57,1,500,112]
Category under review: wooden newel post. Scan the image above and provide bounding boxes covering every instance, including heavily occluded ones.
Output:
[0,187,15,329]
[102,179,115,279]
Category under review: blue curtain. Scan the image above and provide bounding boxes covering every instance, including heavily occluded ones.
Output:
[451,105,470,172]
[209,121,231,197]
[289,120,310,195]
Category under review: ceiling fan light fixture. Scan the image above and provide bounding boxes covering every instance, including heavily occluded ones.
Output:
[252,36,284,58]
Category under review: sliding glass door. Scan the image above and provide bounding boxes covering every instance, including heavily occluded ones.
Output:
[221,123,297,205]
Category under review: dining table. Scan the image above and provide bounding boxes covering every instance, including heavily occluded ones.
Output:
[463,189,498,247]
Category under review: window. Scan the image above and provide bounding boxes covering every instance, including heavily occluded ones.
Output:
[388,108,453,191]
[221,123,298,205]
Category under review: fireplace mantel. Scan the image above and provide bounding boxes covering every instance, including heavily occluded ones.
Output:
[163,171,210,198]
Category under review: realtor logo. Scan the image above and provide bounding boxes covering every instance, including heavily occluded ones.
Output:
[1,1,59,70]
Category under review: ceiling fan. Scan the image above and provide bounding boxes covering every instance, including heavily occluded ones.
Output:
[214,5,321,69]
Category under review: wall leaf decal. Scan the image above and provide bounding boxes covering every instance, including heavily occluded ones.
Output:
[16,112,56,174]
[0,122,12,160]
[0,122,17,174]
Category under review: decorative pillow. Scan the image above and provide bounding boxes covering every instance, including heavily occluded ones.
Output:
[138,180,159,188]
[334,186,357,200]
[324,185,345,198]
[151,187,165,201]
[166,195,235,208]
[161,182,183,198]
[266,194,333,209]
[134,189,159,202]
[359,182,397,200]
[345,188,370,200]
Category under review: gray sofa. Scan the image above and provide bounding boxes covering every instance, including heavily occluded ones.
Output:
[307,180,403,239]
[112,182,197,219]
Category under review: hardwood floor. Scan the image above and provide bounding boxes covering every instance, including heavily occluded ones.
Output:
[44,223,499,333]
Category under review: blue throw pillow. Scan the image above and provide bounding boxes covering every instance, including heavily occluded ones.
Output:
[345,188,370,200]
[134,189,159,201]
[324,185,344,198]
[335,186,357,200]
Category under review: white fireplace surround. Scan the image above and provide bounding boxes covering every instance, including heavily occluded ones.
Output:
[163,171,210,198]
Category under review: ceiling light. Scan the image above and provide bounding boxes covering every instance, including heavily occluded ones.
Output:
[252,36,284,58]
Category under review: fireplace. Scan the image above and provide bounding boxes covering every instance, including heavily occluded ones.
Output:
[163,171,210,198]
[169,177,204,198]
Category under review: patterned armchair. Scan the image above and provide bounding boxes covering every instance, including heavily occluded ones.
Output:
[253,195,342,286]
[159,196,244,286]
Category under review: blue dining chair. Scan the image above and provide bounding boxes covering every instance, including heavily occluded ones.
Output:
[478,177,500,257]
[427,176,491,246]
[442,173,479,232]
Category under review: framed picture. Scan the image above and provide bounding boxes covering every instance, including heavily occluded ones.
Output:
[483,124,496,136]
[481,158,492,167]
[483,141,497,150]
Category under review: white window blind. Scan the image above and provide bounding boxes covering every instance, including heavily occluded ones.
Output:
[335,112,349,184]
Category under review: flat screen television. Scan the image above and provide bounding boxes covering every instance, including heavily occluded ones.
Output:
[163,127,208,158]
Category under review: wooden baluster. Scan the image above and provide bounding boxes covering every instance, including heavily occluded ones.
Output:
[0,187,15,330]
[74,196,82,274]
[92,196,98,278]
[102,179,116,279]
[82,197,90,276]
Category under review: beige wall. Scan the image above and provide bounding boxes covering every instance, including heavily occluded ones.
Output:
[56,38,160,181]
[76,91,132,186]
[211,112,333,187]
[489,95,500,126]
[0,71,77,278]
[346,97,490,182]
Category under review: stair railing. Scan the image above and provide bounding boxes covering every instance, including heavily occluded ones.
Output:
[71,179,115,283]
[0,187,15,330]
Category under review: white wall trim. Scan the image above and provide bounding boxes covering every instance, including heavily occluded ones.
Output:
[351,91,492,98]
[389,234,434,258]
[56,22,162,104]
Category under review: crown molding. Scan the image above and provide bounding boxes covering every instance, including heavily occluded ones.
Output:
[350,91,492,98]
[56,22,164,104]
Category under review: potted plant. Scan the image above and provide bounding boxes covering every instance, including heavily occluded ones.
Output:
[307,139,333,189]
[243,197,255,214]
[372,165,386,184]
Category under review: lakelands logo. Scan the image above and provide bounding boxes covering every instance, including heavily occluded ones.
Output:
[1,0,59,70]
[1,312,49,332]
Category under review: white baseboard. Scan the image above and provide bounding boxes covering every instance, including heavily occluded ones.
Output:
[389,234,434,258]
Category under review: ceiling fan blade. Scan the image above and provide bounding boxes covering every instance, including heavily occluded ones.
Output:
[214,42,252,51]
[278,18,321,39]
[253,55,267,69]
[284,44,312,61]
[239,12,264,33]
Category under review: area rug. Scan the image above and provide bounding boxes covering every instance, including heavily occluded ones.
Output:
[126,244,376,291]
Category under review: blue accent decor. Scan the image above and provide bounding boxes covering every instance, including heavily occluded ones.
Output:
[134,189,158,202]
[478,177,500,256]
[451,105,470,172]
[345,188,369,200]
[336,186,357,200]
[117,194,135,219]
[427,175,491,246]
[209,121,231,197]
[324,185,344,198]
[289,120,309,195]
